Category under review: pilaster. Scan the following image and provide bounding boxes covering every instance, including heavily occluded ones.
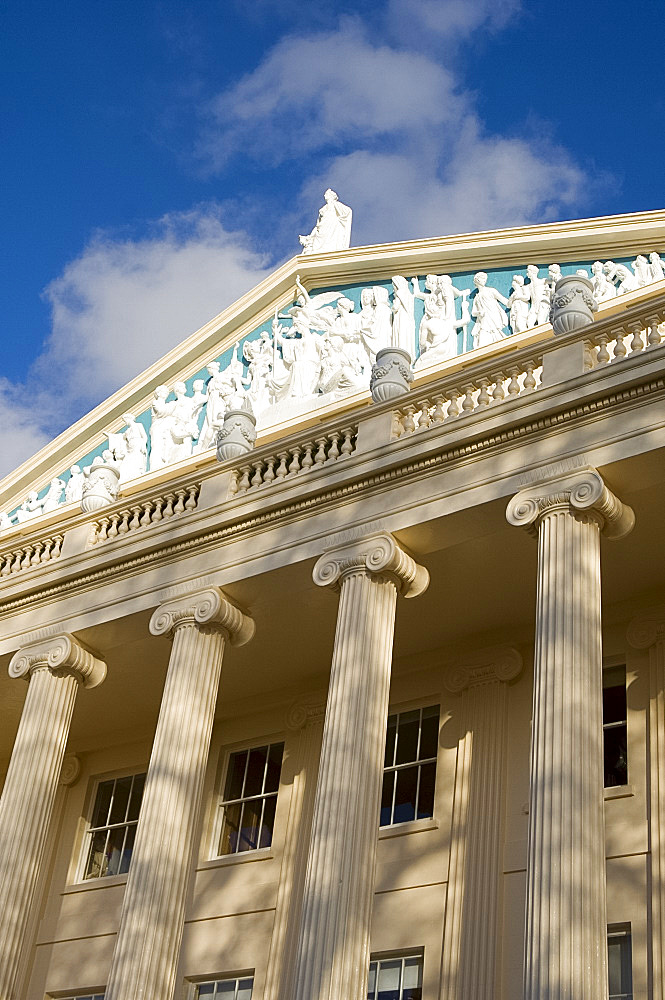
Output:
[104,587,253,1000]
[440,646,523,999]
[293,531,428,1000]
[0,634,106,998]
[628,607,665,1000]
[507,466,634,1000]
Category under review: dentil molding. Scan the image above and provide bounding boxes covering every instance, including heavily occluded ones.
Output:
[444,645,523,693]
[8,633,106,688]
[149,585,254,645]
[506,465,634,539]
[312,530,429,597]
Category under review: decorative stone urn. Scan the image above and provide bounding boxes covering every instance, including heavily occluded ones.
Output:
[80,457,121,512]
[370,347,413,403]
[216,407,257,462]
[549,274,598,336]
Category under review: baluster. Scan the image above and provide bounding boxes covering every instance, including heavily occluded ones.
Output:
[612,326,628,361]
[629,322,644,354]
[418,404,432,430]
[40,540,53,562]
[402,405,417,434]
[275,452,289,478]
[108,514,121,537]
[21,546,34,570]
[118,510,131,533]
[237,466,252,492]
[327,433,340,461]
[583,339,595,371]
[491,373,506,403]
[97,516,110,541]
[314,439,328,466]
[1,555,11,576]
[432,395,446,423]
[447,389,462,418]
[596,334,610,365]
[251,462,264,488]
[340,429,354,456]
[184,485,198,510]
[263,458,276,484]
[11,550,23,573]
[523,362,537,392]
[228,471,240,497]
[477,378,491,407]
[507,367,521,397]
[461,384,476,414]
[647,315,663,349]
[173,490,187,515]
[52,534,64,558]
[393,409,405,437]
[129,505,143,529]
[301,442,315,470]
[31,541,44,565]
[140,504,153,526]
[289,448,302,475]
[163,494,176,517]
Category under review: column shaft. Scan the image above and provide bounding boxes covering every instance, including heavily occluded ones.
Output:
[0,667,79,996]
[105,623,225,1000]
[525,508,607,1000]
[294,571,397,1000]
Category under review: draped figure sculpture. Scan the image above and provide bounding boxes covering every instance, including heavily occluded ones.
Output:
[470,272,509,349]
[391,275,415,357]
[299,190,352,255]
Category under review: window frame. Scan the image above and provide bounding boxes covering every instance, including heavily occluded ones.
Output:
[210,739,285,860]
[603,660,629,790]
[186,972,254,1000]
[367,951,424,1000]
[607,922,633,1000]
[380,703,440,829]
[74,767,147,884]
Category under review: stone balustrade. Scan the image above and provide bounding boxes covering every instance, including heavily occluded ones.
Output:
[588,309,665,367]
[90,483,200,543]
[0,533,64,576]
[228,425,357,496]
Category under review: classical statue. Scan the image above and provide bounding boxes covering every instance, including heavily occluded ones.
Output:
[15,490,44,522]
[42,478,65,513]
[65,465,85,503]
[470,272,509,349]
[197,356,246,453]
[243,330,274,414]
[391,276,416,357]
[508,275,530,334]
[299,189,352,255]
[604,262,638,295]
[0,511,13,532]
[166,381,207,464]
[119,413,148,482]
[413,274,468,366]
[525,265,549,327]
[149,386,176,470]
[649,252,665,282]
[632,254,651,286]
[357,287,392,369]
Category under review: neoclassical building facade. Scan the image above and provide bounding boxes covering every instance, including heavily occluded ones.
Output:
[0,209,664,1000]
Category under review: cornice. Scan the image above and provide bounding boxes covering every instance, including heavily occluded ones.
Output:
[627,607,665,649]
[0,369,661,618]
[506,466,635,539]
[8,633,106,688]
[444,645,523,693]
[149,586,254,645]
[312,530,429,597]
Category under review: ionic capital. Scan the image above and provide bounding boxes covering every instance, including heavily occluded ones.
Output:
[312,530,429,597]
[627,606,665,649]
[286,696,327,731]
[8,633,106,689]
[149,586,254,646]
[445,645,523,693]
[506,466,634,540]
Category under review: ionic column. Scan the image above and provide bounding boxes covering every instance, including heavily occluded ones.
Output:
[263,698,325,1000]
[0,634,106,997]
[104,587,253,1000]
[507,467,634,1000]
[293,531,429,1000]
[440,646,523,999]
[627,607,665,1000]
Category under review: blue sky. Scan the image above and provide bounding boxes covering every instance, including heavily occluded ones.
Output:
[2,0,664,478]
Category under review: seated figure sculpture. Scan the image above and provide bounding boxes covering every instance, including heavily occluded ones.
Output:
[299,190,352,255]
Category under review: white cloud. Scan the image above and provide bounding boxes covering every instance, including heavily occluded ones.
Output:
[0,206,272,482]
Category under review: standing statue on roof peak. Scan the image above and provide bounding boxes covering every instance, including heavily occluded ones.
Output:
[299,189,352,255]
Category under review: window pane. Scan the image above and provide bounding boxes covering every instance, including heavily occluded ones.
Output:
[393,766,418,824]
[380,771,395,826]
[127,773,145,821]
[105,824,126,877]
[237,979,254,1000]
[219,800,242,855]
[608,927,632,998]
[403,957,423,1000]
[224,750,248,801]
[265,743,284,793]
[245,746,269,798]
[603,670,627,725]
[196,985,214,997]
[91,779,114,828]
[85,829,109,879]
[419,707,439,760]
[416,761,436,819]
[217,983,236,997]
[604,725,628,787]
[384,715,397,767]
[239,797,262,850]
[108,775,133,825]
[368,962,377,997]
[259,794,277,848]
[119,823,136,875]
[395,711,420,765]
[377,958,401,1000]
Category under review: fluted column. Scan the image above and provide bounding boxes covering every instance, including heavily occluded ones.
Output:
[440,646,523,999]
[293,530,429,1000]
[0,634,106,998]
[627,607,665,1000]
[263,698,325,1000]
[507,466,634,1000]
[104,587,253,1000]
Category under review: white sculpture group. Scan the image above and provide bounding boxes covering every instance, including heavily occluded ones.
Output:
[2,244,664,532]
